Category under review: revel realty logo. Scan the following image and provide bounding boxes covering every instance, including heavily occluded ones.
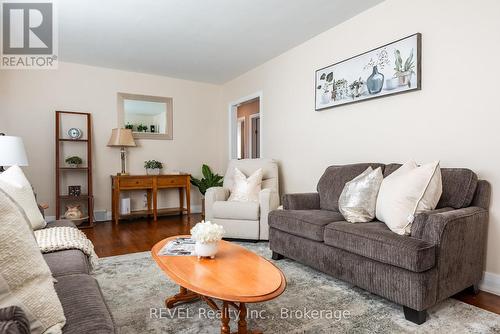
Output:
[1,1,57,69]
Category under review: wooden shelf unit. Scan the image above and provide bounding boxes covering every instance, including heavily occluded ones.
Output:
[55,111,94,228]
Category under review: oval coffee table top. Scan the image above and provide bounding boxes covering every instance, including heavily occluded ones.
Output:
[151,236,286,303]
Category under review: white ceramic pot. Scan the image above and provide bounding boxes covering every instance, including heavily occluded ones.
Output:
[195,241,219,259]
[146,168,160,175]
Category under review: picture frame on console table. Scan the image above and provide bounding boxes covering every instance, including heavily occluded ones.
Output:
[315,33,421,111]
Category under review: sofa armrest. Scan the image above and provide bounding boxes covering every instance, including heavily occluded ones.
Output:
[0,306,30,334]
[259,189,280,240]
[412,206,488,300]
[204,187,230,219]
[282,193,320,210]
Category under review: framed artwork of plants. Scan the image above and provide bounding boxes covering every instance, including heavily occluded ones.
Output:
[315,33,421,110]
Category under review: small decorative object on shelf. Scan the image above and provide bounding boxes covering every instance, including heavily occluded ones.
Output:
[68,185,81,196]
[144,160,163,175]
[65,156,83,168]
[64,204,83,219]
[64,204,88,226]
[67,128,83,139]
[190,220,225,259]
[150,125,156,133]
[137,124,148,132]
[125,123,134,130]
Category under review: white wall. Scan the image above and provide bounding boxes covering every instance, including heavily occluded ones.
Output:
[2,62,223,216]
[220,0,500,279]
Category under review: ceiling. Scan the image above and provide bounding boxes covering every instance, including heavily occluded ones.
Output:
[59,0,383,84]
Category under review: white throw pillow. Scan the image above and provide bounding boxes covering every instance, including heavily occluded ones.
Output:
[376,160,442,235]
[228,168,263,202]
[339,167,383,223]
[0,188,66,333]
[0,165,46,230]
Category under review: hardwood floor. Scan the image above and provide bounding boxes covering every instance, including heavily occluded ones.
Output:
[83,214,200,257]
[83,214,500,315]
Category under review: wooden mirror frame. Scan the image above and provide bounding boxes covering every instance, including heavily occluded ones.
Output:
[117,92,173,140]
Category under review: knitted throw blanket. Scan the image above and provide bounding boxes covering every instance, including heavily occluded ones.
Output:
[34,226,99,269]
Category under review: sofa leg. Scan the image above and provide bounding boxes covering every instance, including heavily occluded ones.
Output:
[466,284,480,295]
[403,306,427,325]
[271,251,284,260]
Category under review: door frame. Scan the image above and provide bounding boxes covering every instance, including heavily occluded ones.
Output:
[228,91,263,160]
[248,113,260,159]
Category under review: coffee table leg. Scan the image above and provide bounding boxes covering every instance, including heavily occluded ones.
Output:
[165,286,199,308]
[221,301,230,334]
[237,302,247,334]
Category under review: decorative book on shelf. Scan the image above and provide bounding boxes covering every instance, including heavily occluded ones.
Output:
[55,111,94,228]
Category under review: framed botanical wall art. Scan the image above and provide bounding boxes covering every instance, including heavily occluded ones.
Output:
[315,33,421,111]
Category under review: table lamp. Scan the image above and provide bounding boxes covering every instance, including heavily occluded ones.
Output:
[0,134,29,172]
[107,128,136,175]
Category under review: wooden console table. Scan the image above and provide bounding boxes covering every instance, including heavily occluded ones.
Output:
[111,174,191,224]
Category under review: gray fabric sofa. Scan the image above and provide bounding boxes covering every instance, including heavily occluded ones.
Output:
[269,163,490,324]
[0,220,115,334]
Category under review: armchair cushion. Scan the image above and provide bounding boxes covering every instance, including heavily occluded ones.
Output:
[212,201,259,220]
[269,209,344,241]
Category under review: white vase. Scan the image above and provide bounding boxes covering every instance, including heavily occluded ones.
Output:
[146,168,160,175]
[195,241,219,259]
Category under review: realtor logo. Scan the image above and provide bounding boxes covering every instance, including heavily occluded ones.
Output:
[1,1,57,69]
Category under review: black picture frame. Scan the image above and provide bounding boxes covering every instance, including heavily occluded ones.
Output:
[315,33,422,111]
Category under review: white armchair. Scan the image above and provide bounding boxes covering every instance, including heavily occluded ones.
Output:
[205,159,279,240]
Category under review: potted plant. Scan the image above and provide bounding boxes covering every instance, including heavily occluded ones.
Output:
[190,220,225,259]
[394,48,415,87]
[65,156,83,168]
[190,164,224,218]
[125,123,133,130]
[137,124,148,132]
[144,160,163,175]
[349,77,365,98]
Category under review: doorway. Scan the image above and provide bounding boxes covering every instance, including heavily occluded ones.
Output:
[229,92,262,160]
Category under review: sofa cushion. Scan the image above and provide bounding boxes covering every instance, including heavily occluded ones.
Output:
[43,250,90,277]
[54,274,114,334]
[212,201,259,220]
[269,209,344,241]
[317,163,385,211]
[384,164,477,209]
[324,221,436,272]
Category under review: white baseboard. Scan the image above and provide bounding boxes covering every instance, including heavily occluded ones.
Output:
[48,205,203,224]
[480,271,500,296]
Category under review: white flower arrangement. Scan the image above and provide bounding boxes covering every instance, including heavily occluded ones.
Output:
[190,220,225,244]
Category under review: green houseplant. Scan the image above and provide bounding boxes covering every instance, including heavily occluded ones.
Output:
[394,48,415,86]
[191,164,224,217]
[137,124,148,132]
[144,160,163,175]
[125,123,134,130]
[65,156,83,168]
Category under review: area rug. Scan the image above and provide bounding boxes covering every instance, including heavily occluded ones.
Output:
[93,242,500,333]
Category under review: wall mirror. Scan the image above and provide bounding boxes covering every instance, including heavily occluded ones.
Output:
[117,93,173,140]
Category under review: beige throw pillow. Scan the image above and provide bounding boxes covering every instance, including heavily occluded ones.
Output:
[0,166,46,230]
[376,160,442,235]
[0,188,66,334]
[227,168,263,202]
[339,167,383,223]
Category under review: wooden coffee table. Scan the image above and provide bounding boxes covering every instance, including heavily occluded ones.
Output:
[151,236,286,334]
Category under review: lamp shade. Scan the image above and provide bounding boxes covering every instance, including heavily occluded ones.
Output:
[0,136,29,166]
[107,128,136,147]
